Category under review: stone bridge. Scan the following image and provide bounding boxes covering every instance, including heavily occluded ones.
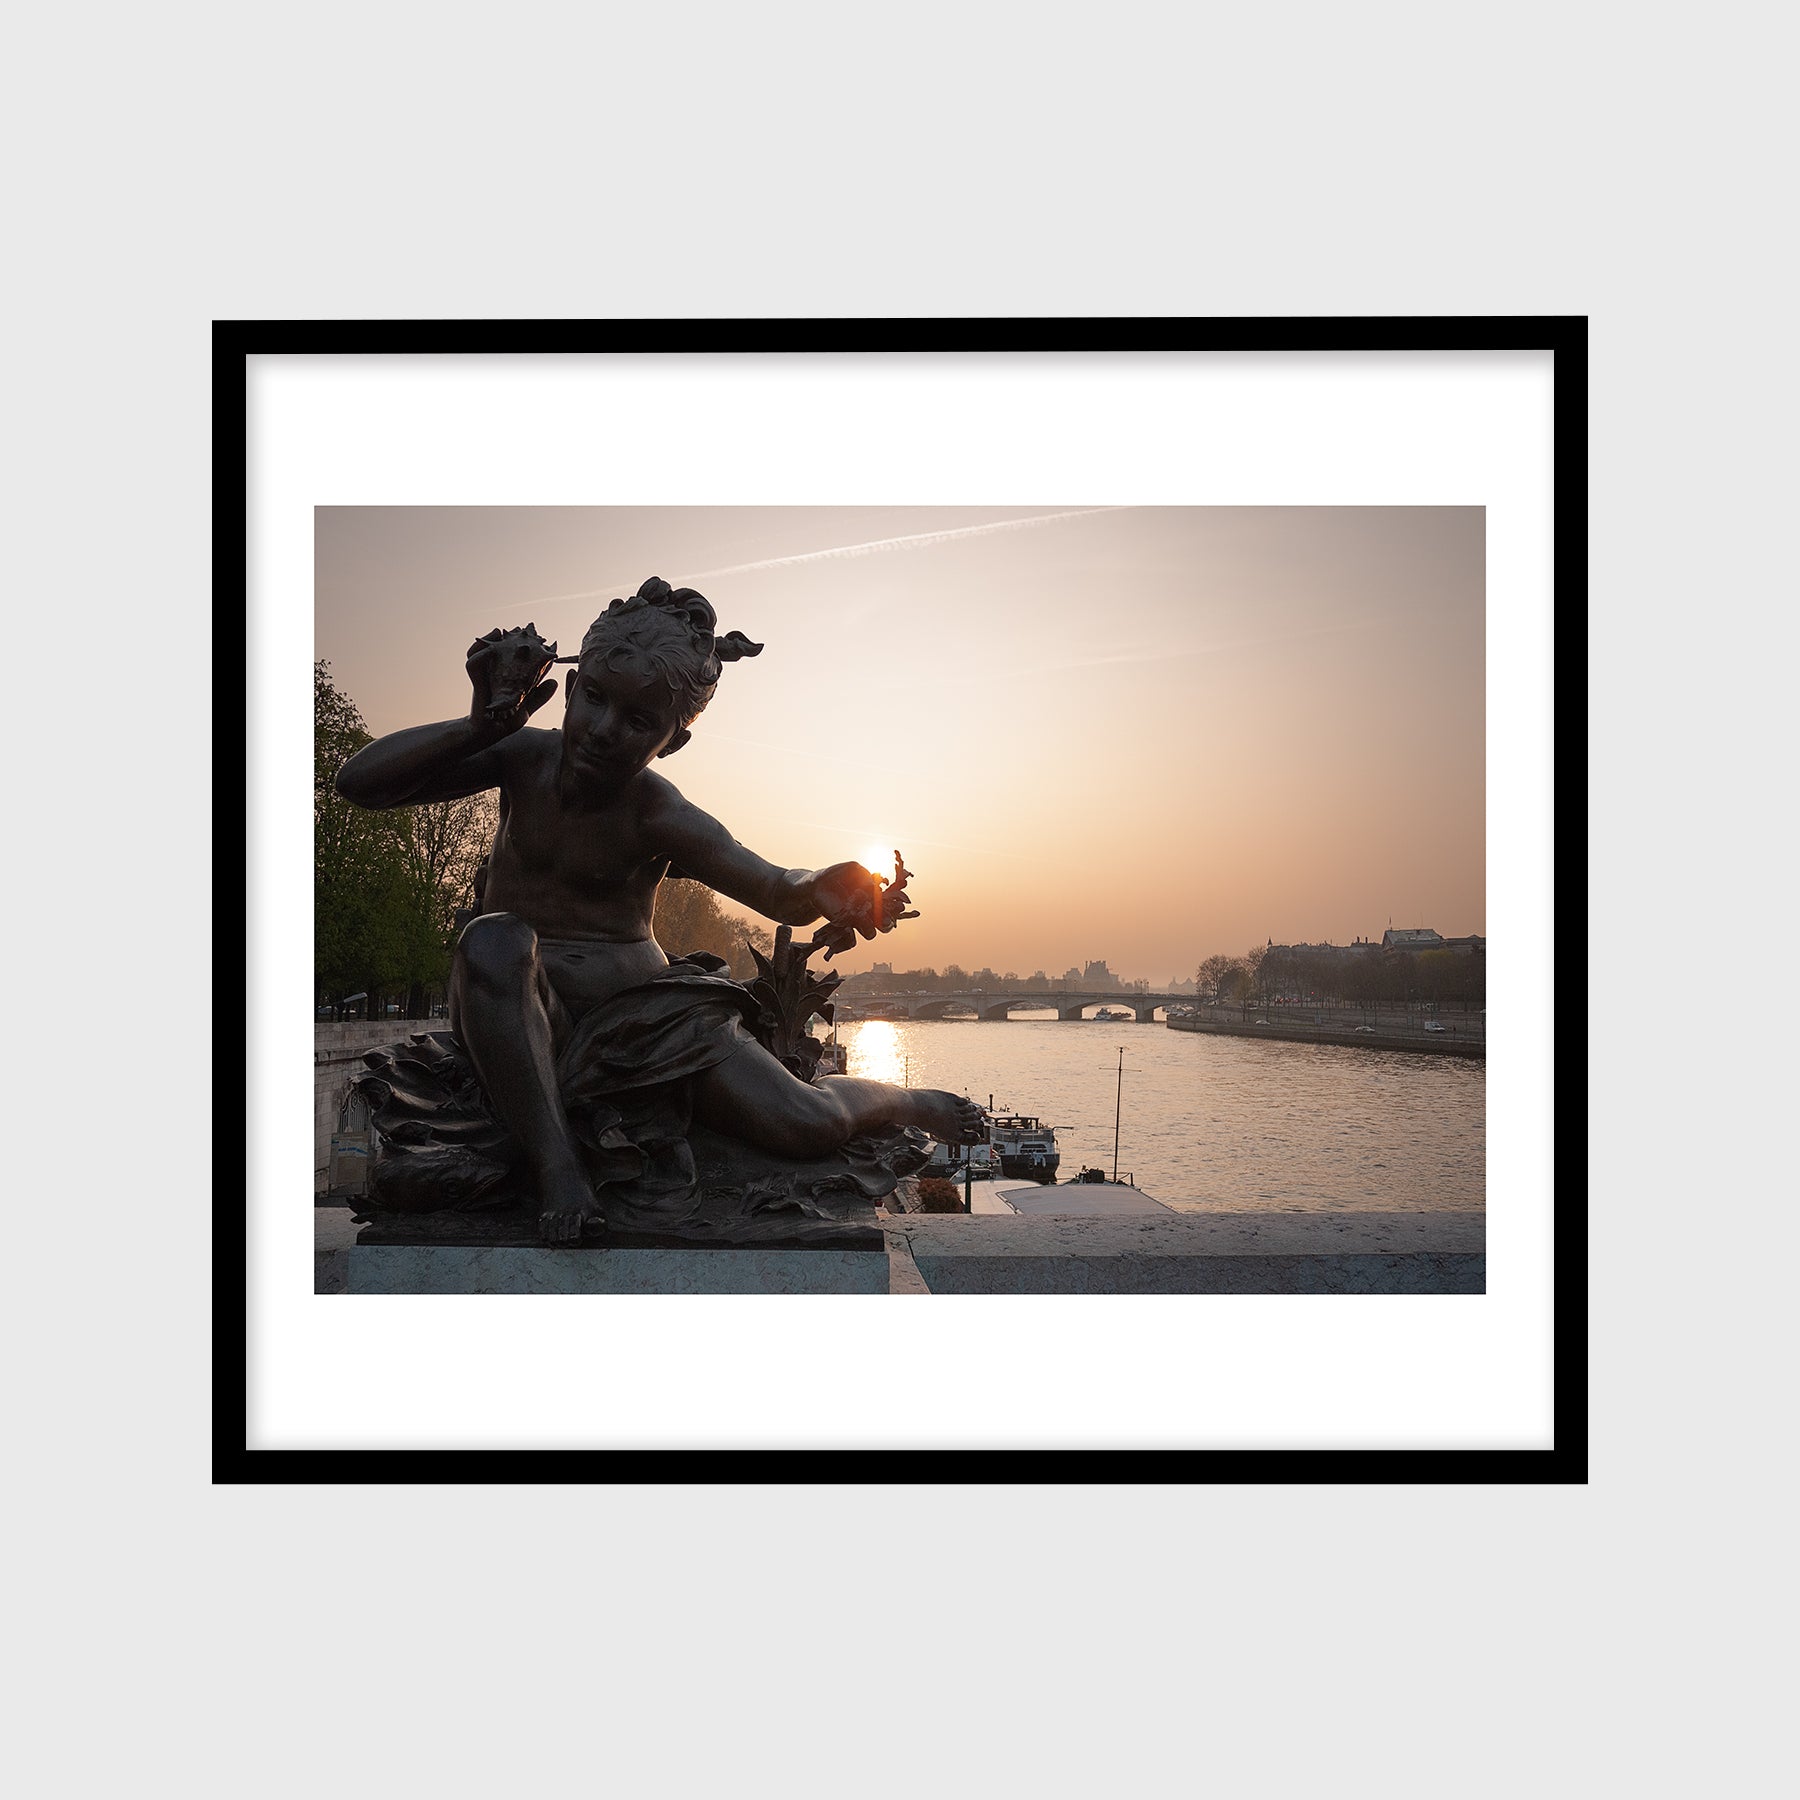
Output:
[837,991,1188,1022]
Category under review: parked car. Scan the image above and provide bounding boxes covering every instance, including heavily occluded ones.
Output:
[1423,1020,1447,1033]
[1351,1025,1375,1033]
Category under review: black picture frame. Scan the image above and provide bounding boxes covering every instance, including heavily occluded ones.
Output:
[220,316,1585,1484]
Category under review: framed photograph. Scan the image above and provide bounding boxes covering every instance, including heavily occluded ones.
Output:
[224,319,1581,1479]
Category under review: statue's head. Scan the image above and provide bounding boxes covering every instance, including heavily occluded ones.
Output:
[565,577,763,764]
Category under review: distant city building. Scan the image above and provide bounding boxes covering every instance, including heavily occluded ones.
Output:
[1381,927,1445,951]
[870,961,892,977]
[1082,958,1121,991]
[1263,932,1471,958]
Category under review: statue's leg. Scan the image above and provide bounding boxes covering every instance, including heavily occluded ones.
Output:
[449,914,596,1241]
[692,1040,987,1158]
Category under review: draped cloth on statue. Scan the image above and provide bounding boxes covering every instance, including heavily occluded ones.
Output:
[350,953,925,1233]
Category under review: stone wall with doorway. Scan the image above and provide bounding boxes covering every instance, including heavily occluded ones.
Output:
[315,1023,417,1189]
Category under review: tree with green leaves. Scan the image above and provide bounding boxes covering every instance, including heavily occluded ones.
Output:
[316,661,497,1018]
[651,877,772,980]
[1195,953,1237,1001]
[315,660,403,1012]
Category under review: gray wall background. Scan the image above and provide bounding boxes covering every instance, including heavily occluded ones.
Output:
[11,8,1782,1799]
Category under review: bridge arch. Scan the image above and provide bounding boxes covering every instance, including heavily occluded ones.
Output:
[979,999,1065,1021]
[843,990,1184,1022]
[912,998,978,1020]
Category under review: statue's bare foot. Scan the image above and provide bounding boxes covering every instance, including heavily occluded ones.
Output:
[910,1090,988,1146]
[538,1168,603,1245]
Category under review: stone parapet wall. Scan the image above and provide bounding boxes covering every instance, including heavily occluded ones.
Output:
[885,1208,1485,1293]
[315,1020,436,1053]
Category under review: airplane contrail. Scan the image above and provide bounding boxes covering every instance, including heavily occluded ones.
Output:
[515,507,1130,612]
[1012,615,1393,679]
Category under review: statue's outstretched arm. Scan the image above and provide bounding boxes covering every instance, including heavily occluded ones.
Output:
[643,786,820,925]
[644,786,915,947]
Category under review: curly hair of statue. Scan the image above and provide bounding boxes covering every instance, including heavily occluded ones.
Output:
[573,576,765,725]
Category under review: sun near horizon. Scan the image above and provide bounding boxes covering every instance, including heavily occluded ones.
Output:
[316,505,1485,981]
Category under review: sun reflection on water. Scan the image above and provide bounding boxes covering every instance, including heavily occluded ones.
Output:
[848,1018,905,1086]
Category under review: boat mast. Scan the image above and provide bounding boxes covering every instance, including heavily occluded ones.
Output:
[1112,1045,1124,1182]
[964,1093,974,1214]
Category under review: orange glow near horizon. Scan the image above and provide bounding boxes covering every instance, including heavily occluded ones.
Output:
[316,506,1485,978]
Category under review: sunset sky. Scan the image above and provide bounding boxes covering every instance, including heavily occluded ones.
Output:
[315,506,1484,983]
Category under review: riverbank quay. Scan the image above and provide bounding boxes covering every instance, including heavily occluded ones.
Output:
[317,1199,1483,1295]
[1166,1017,1485,1058]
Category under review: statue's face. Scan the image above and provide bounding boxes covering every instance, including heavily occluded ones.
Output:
[562,653,684,785]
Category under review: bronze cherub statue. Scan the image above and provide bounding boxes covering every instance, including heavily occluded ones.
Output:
[338,579,981,1245]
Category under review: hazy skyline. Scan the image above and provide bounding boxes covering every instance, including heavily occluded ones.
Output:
[315,506,1484,982]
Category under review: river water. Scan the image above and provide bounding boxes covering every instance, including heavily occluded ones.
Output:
[835,1017,1484,1213]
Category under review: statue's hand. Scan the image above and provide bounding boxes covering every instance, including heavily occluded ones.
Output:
[467,625,559,738]
[877,879,917,932]
[812,861,886,941]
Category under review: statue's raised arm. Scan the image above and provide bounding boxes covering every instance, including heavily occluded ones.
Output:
[335,623,559,809]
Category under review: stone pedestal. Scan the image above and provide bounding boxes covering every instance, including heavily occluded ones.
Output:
[347,1244,890,1294]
